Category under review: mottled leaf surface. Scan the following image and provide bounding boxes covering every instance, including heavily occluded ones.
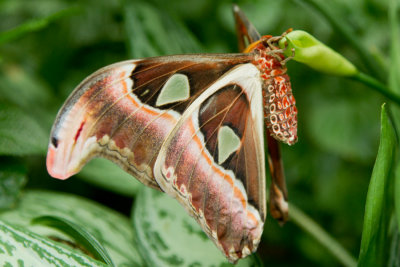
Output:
[0,190,144,267]
[0,219,105,267]
[132,186,261,267]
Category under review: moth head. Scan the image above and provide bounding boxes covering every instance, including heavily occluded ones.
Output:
[46,62,137,180]
[46,100,96,180]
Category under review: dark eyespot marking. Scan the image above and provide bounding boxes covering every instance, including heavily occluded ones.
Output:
[51,136,59,148]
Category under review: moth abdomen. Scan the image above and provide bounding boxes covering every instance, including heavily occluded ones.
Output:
[250,37,298,145]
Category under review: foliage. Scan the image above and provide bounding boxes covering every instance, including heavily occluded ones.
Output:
[0,0,399,266]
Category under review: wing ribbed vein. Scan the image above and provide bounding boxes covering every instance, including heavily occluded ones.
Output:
[197,86,244,235]
[170,86,245,246]
[87,62,199,137]
[174,88,244,190]
[183,89,244,189]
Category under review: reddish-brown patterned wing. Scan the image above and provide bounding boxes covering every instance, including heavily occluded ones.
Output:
[47,54,253,190]
[46,54,267,263]
[154,64,266,262]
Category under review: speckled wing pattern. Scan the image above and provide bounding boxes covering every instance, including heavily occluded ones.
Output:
[46,54,266,262]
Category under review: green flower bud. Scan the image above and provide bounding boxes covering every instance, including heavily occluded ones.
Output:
[279,30,358,76]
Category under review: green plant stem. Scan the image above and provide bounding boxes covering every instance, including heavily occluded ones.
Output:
[298,0,386,81]
[289,203,357,267]
[351,72,400,106]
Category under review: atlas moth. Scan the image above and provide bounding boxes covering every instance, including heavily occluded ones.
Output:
[46,5,297,263]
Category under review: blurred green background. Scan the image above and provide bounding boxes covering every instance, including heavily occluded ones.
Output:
[0,0,394,266]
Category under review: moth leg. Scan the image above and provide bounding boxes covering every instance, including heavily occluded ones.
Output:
[266,49,286,62]
[267,134,289,224]
[265,29,293,49]
[280,48,296,66]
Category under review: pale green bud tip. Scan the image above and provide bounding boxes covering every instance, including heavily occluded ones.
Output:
[278,30,358,77]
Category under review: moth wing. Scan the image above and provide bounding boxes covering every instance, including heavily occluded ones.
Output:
[154,63,266,262]
[233,4,261,51]
[46,55,252,190]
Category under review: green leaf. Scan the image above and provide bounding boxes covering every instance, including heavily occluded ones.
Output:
[132,186,261,267]
[78,158,142,196]
[32,215,114,266]
[122,0,202,58]
[388,227,400,267]
[0,190,144,267]
[0,65,57,130]
[389,0,400,95]
[0,7,79,45]
[0,65,53,107]
[0,159,27,210]
[0,219,105,266]
[279,30,357,76]
[358,104,396,267]
[389,0,400,237]
[0,103,47,156]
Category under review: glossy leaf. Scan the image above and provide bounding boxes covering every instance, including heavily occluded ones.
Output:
[32,215,114,266]
[0,219,105,267]
[0,160,27,210]
[389,0,400,94]
[0,65,57,130]
[132,186,261,267]
[358,104,396,266]
[78,158,142,196]
[0,190,144,267]
[0,7,79,45]
[390,0,400,234]
[0,103,47,155]
[388,228,400,267]
[122,0,202,58]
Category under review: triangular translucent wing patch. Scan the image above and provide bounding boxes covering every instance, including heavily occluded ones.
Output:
[217,125,241,164]
[156,73,190,106]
